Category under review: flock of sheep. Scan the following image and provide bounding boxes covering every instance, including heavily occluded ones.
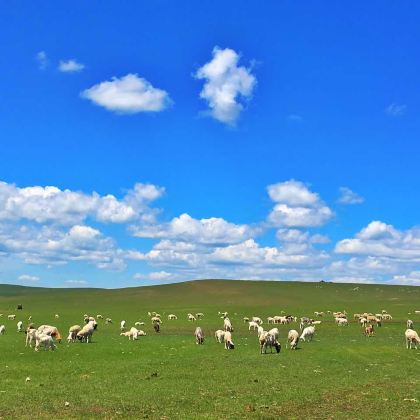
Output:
[0,308,419,352]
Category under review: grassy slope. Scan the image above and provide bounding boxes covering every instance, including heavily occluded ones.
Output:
[0,280,419,419]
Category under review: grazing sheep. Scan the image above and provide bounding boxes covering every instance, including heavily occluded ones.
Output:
[168,314,177,320]
[336,318,348,326]
[134,321,145,327]
[300,326,315,342]
[121,327,140,340]
[67,325,81,343]
[214,329,225,343]
[364,325,374,337]
[138,330,146,336]
[267,317,275,324]
[96,315,103,319]
[196,313,204,319]
[17,321,23,332]
[25,327,37,347]
[35,332,56,352]
[252,317,263,325]
[0,325,5,335]
[8,315,16,320]
[55,314,59,319]
[37,325,62,343]
[223,318,233,332]
[311,320,322,325]
[195,327,204,345]
[243,317,250,323]
[382,314,393,321]
[259,331,281,354]
[120,320,126,331]
[188,314,196,322]
[151,316,161,324]
[287,329,299,350]
[407,320,414,329]
[248,321,259,331]
[218,312,228,318]
[359,317,368,327]
[223,331,234,350]
[405,329,420,349]
[77,321,96,343]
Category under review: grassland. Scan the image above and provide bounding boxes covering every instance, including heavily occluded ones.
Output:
[0,280,419,419]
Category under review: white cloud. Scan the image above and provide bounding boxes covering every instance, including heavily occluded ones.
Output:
[36,51,48,70]
[18,274,39,282]
[81,74,171,114]
[391,271,420,286]
[0,181,163,225]
[131,213,255,245]
[287,114,303,122]
[276,229,329,244]
[338,187,364,205]
[195,47,256,125]
[385,103,406,117]
[58,59,85,73]
[65,279,88,285]
[134,271,172,281]
[267,181,333,228]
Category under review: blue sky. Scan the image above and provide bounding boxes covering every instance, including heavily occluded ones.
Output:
[1,1,420,287]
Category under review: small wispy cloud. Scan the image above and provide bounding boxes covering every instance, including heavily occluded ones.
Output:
[385,103,406,117]
[287,114,303,122]
[64,279,87,285]
[36,51,48,70]
[134,271,172,281]
[338,187,364,205]
[18,274,39,282]
[58,59,85,73]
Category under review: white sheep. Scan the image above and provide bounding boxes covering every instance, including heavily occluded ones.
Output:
[167,314,177,320]
[138,330,147,336]
[37,325,62,343]
[287,329,299,350]
[105,318,113,324]
[214,329,225,343]
[134,321,145,327]
[120,320,126,331]
[17,321,23,332]
[223,331,234,349]
[196,313,204,319]
[35,332,56,352]
[188,313,196,321]
[252,317,263,325]
[77,321,96,343]
[8,315,16,320]
[67,325,81,343]
[300,326,315,342]
[0,325,5,335]
[55,314,59,319]
[97,315,103,319]
[259,331,280,354]
[243,317,250,323]
[248,321,259,331]
[268,328,279,342]
[121,327,140,340]
[223,318,233,332]
[195,327,204,345]
[407,320,414,329]
[336,318,348,326]
[25,327,37,347]
[405,329,420,349]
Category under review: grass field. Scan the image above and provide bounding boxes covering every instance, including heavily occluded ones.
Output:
[0,279,419,419]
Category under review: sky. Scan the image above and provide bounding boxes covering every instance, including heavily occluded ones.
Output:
[1,1,420,288]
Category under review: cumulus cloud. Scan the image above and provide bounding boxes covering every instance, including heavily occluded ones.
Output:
[58,59,85,73]
[385,103,406,117]
[81,74,171,114]
[0,181,163,225]
[36,51,48,70]
[131,213,255,245]
[134,271,172,281]
[18,274,39,282]
[195,47,256,125]
[337,187,364,205]
[267,181,333,228]
[335,221,420,261]
[391,271,420,286]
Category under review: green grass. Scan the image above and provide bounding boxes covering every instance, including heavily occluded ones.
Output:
[0,280,419,419]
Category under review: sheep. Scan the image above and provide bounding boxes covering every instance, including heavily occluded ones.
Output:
[248,321,259,331]
[243,317,250,323]
[151,316,161,324]
[188,314,196,322]
[138,330,146,336]
[268,328,279,342]
[196,313,204,319]
[382,314,393,321]
[336,318,348,326]
[218,311,228,318]
[120,320,126,331]
[407,320,414,329]
[55,314,59,319]
[153,323,160,333]
[167,314,177,320]
[223,318,233,332]
[67,325,81,343]
[287,329,299,350]
[314,311,324,317]
[267,317,275,324]
[259,331,281,354]
[353,313,361,320]
[195,327,204,345]
[405,329,420,349]
[300,326,315,342]
[311,320,322,325]
[223,331,234,350]
[25,327,37,347]
[134,321,145,327]
[105,318,113,324]
[8,315,16,320]
[0,325,5,335]
[364,325,374,337]
[17,321,23,332]
[359,317,368,327]
[37,325,62,343]
[257,326,264,338]
[96,314,103,319]
[121,327,140,340]
[35,332,56,352]
[214,329,225,343]
[252,317,263,325]
[77,321,96,343]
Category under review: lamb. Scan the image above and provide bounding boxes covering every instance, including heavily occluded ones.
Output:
[37,325,62,343]
[77,321,96,343]
[223,331,234,349]
[120,320,126,331]
[214,329,225,343]
[248,321,259,331]
[0,325,5,335]
[67,325,81,343]
[195,327,204,345]
[364,325,374,337]
[405,329,420,349]
[259,331,281,354]
[168,314,177,320]
[17,321,23,332]
[35,332,56,352]
[300,326,315,342]
[223,318,233,332]
[407,320,414,329]
[268,328,279,342]
[287,329,299,350]
[8,315,16,320]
